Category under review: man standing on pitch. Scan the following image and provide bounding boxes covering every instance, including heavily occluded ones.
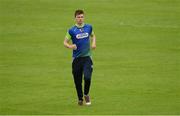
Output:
[63,9,96,106]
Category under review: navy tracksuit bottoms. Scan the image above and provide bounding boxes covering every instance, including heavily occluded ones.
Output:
[72,56,93,101]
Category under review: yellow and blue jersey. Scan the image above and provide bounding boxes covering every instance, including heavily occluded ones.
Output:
[65,23,94,58]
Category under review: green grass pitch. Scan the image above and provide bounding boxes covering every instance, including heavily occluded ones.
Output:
[0,0,180,114]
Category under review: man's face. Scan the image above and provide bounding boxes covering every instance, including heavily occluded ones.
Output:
[75,14,84,25]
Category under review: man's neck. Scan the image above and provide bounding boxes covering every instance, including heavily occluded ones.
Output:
[75,23,85,28]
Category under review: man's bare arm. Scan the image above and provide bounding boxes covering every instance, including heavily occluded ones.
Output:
[91,34,96,50]
[63,38,77,50]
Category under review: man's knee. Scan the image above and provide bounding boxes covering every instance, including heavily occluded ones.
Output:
[84,72,92,81]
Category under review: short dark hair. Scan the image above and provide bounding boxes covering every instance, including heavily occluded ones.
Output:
[74,9,84,17]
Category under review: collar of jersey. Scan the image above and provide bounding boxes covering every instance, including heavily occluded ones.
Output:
[75,23,85,28]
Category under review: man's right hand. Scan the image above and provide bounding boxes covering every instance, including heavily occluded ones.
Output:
[63,38,77,50]
[70,44,77,50]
